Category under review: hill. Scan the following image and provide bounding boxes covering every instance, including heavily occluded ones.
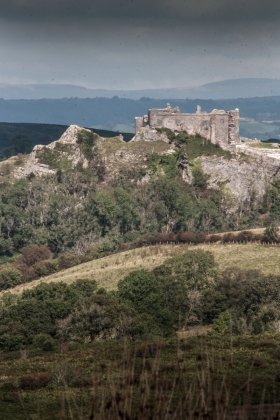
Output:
[1,122,280,299]
[2,241,280,297]
[1,78,280,100]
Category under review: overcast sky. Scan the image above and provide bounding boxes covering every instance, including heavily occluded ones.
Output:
[0,0,280,90]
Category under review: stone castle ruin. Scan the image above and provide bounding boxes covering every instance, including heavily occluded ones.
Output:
[135,104,240,149]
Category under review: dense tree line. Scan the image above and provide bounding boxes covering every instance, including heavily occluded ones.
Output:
[0,250,279,353]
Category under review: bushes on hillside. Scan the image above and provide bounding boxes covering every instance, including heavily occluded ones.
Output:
[19,372,52,390]
[135,229,267,247]
[0,266,22,290]
[58,253,81,270]
[118,250,219,333]
[21,245,52,266]
[0,333,24,351]
[2,249,280,350]
[33,333,56,351]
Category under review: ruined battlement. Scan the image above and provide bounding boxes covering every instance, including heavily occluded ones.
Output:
[135,104,240,148]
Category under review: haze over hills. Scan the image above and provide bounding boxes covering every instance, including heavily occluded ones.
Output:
[1,78,280,100]
[1,96,280,140]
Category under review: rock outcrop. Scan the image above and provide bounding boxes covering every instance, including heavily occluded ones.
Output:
[195,144,280,207]
[130,126,170,143]
[14,125,90,179]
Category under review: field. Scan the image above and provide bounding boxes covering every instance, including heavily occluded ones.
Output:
[2,242,280,297]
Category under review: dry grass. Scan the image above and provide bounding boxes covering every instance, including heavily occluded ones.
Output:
[100,137,173,157]
[248,142,275,149]
[222,226,280,235]
[2,242,280,297]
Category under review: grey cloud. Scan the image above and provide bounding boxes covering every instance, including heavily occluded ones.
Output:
[1,0,280,22]
[0,0,280,90]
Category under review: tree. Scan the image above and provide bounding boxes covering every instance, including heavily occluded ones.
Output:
[10,134,32,155]
[94,192,116,235]
[262,224,279,243]
[0,266,22,291]
[154,250,218,292]
[118,270,174,336]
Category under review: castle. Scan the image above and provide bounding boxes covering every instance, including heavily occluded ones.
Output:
[135,104,240,148]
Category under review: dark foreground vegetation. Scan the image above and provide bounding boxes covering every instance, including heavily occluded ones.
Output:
[2,333,280,419]
[1,250,280,418]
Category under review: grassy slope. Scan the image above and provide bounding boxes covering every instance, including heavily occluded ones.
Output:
[2,242,280,297]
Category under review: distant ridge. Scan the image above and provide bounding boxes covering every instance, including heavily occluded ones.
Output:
[1,78,280,100]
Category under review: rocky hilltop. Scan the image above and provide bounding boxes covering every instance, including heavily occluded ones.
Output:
[2,124,280,211]
[11,124,176,182]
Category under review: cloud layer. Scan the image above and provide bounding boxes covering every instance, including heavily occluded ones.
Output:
[2,0,280,21]
[0,0,279,90]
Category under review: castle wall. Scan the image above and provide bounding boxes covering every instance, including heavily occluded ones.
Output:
[228,110,240,145]
[135,117,144,133]
[135,105,240,148]
[210,113,230,146]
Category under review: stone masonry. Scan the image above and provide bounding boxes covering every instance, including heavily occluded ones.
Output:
[135,104,240,149]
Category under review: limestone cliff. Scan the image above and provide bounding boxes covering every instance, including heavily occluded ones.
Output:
[198,145,280,206]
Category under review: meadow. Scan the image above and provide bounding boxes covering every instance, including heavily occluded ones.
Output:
[2,241,280,297]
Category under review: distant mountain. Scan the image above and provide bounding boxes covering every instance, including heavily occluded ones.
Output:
[1,78,280,100]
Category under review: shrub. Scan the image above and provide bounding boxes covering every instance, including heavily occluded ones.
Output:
[236,230,254,243]
[0,266,22,290]
[21,245,52,266]
[58,253,81,270]
[33,259,58,277]
[42,339,56,351]
[262,225,279,243]
[192,165,208,190]
[14,258,38,282]
[166,232,177,242]
[0,238,13,254]
[77,129,97,160]
[19,372,52,390]
[208,234,222,243]
[212,311,233,334]
[0,334,24,351]
[33,333,56,351]
[222,233,235,243]
[195,233,207,243]
[177,231,197,243]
